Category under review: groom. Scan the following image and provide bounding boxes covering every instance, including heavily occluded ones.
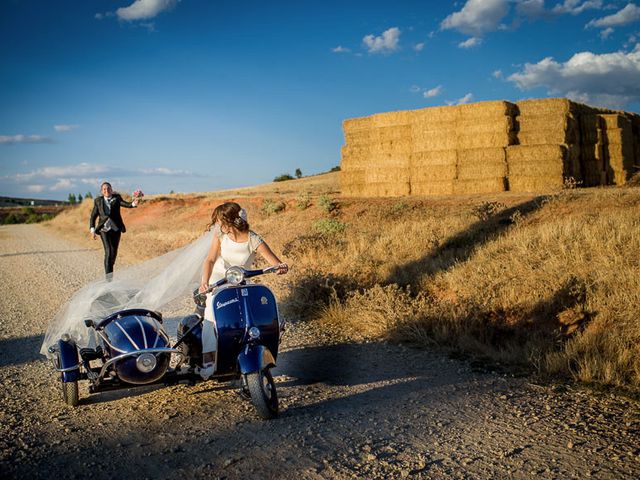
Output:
[89,181,138,276]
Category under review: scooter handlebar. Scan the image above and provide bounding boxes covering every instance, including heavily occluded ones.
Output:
[198,266,280,296]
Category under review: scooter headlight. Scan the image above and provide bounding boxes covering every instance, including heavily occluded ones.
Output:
[136,353,157,373]
[225,266,245,285]
[248,327,261,339]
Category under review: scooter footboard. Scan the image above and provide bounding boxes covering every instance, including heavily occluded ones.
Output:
[238,345,275,374]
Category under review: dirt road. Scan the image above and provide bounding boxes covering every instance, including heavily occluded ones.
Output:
[1,224,639,479]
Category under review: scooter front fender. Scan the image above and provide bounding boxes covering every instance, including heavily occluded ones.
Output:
[57,338,80,382]
[238,344,275,374]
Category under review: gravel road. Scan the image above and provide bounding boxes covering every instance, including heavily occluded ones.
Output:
[1,224,639,479]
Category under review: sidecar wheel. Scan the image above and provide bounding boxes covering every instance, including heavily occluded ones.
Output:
[62,380,79,407]
[246,369,278,419]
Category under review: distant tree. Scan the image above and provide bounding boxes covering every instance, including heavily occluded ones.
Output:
[77,193,83,202]
[170,190,175,194]
[85,191,93,199]
[273,173,294,182]
[68,193,77,204]
[330,165,341,172]
[295,168,302,179]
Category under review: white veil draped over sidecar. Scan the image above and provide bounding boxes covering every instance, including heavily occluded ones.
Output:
[40,231,214,358]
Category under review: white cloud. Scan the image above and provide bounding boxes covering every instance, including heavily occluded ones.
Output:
[493,69,504,78]
[53,124,79,133]
[456,93,474,104]
[140,167,194,176]
[600,27,615,39]
[458,37,482,48]
[0,135,52,145]
[26,184,46,193]
[116,0,178,21]
[587,3,640,29]
[552,1,603,16]
[332,46,351,53]
[424,85,443,98]
[414,42,425,51]
[51,179,74,191]
[516,0,548,19]
[441,0,510,36]
[508,44,640,108]
[363,27,401,54]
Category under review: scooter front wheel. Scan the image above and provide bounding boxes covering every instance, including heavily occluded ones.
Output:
[62,380,79,407]
[246,369,278,419]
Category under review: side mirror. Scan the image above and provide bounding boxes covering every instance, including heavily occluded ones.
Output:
[84,319,95,328]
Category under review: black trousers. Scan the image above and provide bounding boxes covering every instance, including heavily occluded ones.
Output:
[100,230,121,275]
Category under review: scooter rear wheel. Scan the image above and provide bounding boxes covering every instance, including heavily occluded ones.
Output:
[246,369,278,419]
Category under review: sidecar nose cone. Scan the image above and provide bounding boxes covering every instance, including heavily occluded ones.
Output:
[136,353,157,373]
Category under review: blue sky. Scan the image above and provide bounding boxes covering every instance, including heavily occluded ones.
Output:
[1,0,639,200]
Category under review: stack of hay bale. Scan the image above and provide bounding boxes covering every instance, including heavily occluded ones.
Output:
[341,111,412,197]
[410,106,458,195]
[453,101,515,194]
[600,114,637,185]
[340,98,639,197]
[579,113,606,187]
[506,98,582,192]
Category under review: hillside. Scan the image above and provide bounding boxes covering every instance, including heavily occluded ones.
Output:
[46,172,640,391]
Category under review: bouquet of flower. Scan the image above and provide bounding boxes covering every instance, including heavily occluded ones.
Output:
[133,189,144,205]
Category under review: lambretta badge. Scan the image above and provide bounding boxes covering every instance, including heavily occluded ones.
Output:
[241,288,248,297]
[216,297,239,309]
[261,296,268,305]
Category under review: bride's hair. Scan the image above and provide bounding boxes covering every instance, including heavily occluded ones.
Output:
[207,202,249,232]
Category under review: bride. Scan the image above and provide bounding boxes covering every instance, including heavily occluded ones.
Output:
[197,202,288,379]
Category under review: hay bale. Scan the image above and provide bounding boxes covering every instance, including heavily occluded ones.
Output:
[364,182,411,197]
[580,114,603,144]
[377,125,412,141]
[457,132,515,149]
[458,163,507,180]
[413,134,458,151]
[506,144,567,163]
[411,165,457,182]
[453,178,507,194]
[411,181,454,195]
[344,130,375,146]
[343,116,373,133]
[599,114,632,130]
[457,100,517,118]
[370,111,413,127]
[518,130,575,145]
[339,169,366,185]
[517,98,581,116]
[411,149,457,167]
[411,120,457,133]
[508,175,564,192]
[457,116,514,135]
[365,168,410,183]
[457,147,505,165]
[412,105,459,123]
[602,127,633,145]
[509,160,563,177]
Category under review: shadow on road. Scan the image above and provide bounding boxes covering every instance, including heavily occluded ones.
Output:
[0,334,44,367]
[0,249,97,258]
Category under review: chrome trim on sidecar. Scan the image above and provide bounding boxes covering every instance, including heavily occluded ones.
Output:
[98,347,180,379]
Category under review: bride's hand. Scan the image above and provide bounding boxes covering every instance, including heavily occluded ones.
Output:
[276,263,288,275]
[198,283,209,293]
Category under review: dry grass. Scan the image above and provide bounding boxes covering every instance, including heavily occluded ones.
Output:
[46,174,640,391]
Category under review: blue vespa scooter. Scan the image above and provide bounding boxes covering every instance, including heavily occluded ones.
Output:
[49,265,284,420]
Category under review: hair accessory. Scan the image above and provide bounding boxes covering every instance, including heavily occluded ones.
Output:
[239,208,247,222]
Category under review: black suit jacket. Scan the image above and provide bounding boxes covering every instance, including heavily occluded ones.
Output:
[90,194,135,234]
